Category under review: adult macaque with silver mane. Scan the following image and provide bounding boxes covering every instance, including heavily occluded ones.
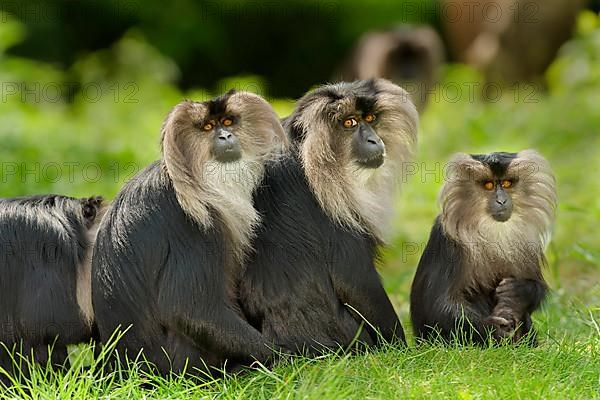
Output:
[240,79,418,354]
[92,90,288,376]
[411,150,557,345]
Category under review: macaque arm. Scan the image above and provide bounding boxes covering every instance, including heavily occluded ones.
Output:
[495,277,547,315]
[328,234,405,346]
[157,249,278,363]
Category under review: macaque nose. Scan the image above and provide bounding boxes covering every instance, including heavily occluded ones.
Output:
[366,137,379,146]
[218,131,233,141]
[495,187,510,206]
[359,126,385,156]
[213,129,242,162]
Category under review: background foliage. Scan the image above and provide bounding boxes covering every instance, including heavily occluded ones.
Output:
[0,0,439,98]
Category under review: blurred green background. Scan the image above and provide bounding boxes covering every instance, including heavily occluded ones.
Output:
[0,0,440,98]
[0,1,598,331]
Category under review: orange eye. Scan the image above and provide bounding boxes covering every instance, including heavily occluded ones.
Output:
[364,113,376,123]
[483,181,494,190]
[501,179,513,188]
[222,117,233,127]
[343,117,358,129]
[202,123,214,131]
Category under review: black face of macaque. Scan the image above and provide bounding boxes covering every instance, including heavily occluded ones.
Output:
[91,90,288,377]
[410,150,557,346]
[338,100,385,168]
[239,79,419,356]
[471,152,518,222]
[82,195,105,225]
[196,95,245,163]
[0,194,104,386]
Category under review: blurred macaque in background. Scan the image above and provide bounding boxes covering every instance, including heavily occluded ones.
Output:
[340,25,445,111]
[442,0,588,85]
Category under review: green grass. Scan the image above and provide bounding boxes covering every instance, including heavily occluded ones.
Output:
[1,295,598,399]
[1,16,599,400]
